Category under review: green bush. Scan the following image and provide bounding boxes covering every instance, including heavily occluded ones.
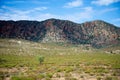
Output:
[57,69,62,72]
[39,56,44,64]
[97,77,102,80]
[105,76,112,80]
[38,74,45,79]
[65,67,74,73]
[46,73,53,78]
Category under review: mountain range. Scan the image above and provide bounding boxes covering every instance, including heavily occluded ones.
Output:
[0,18,120,48]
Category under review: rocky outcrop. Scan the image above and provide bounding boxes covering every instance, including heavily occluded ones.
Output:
[0,19,120,48]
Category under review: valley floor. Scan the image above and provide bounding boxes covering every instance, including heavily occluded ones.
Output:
[0,39,120,80]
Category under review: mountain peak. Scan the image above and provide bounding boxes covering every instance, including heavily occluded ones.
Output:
[44,18,60,21]
[93,20,104,22]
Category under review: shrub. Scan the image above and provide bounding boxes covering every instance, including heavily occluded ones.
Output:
[65,67,74,73]
[39,56,44,64]
[38,74,45,79]
[57,69,62,72]
[105,76,112,80]
[46,73,53,78]
[97,77,102,80]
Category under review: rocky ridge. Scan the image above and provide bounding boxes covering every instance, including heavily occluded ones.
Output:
[0,18,120,48]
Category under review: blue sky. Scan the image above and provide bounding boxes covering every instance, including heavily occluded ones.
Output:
[0,0,120,27]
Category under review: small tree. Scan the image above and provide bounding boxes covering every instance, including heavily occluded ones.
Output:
[39,56,44,64]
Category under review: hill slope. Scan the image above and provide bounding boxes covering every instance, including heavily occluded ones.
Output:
[0,19,120,48]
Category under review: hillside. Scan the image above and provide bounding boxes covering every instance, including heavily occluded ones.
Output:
[0,19,120,48]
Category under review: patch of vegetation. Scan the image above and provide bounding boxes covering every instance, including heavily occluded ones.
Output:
[97,77,102,80]
[0,39,120,80]
[105,76,112,80]
[65,67,74,73]
[38,56,44,64]
[65,77,77,80]
[46,73,53,78]
[38,74,45,79]
[11,76,35,80]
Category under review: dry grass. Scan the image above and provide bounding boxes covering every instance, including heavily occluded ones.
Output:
[0,38,120,80]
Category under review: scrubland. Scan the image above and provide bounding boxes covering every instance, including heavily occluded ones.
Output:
[0,39,120,80]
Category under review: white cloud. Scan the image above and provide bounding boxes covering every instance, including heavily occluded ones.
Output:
[1,5,116,24]
[33,13,61,21]
[64,0,83,8]
[38,7,93,23]
[34,7,47,11]
[0,5,94,23]
[99,8,118,14]
[0,12,31,20]
[1,6,47,14]
[82,7,93,12]
[60,7,94,22]
[0,6,48,20]
[92,0,120,6]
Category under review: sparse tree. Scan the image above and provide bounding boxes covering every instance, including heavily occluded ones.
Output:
[39,56,44,64]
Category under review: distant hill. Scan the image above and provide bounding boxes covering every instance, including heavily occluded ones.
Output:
[0,19,120,48]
